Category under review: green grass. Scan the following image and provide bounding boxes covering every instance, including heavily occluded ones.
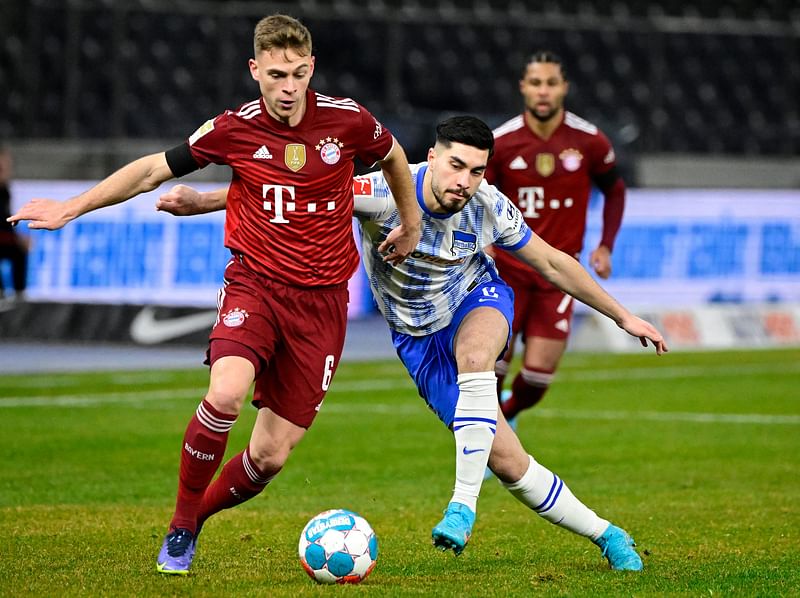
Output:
[1,348,799,596]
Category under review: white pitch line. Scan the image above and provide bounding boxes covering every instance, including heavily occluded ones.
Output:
[555,361,800,382]
[0,388,206,407]
[0,388,797,426]
[2,360,797,393]
[532,408,800,426]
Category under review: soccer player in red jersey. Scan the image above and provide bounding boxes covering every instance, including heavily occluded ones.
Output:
[485,51,626,425]
[8,14,422,575]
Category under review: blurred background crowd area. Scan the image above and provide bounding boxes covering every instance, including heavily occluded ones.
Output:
[1,0,799,186]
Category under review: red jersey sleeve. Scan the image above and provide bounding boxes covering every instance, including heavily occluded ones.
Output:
[588,129,617,177]
[185,113,232,167]
[353,108,394,166]
[586,131,625,251]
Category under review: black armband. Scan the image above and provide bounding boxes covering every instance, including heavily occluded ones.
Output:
[591,166,620,192]
[165,143,200,178]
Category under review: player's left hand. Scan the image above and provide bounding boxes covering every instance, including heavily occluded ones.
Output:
[379,222,422,265]
[156,184,203,216]
[620,314,669,355]
[590,245,612,279]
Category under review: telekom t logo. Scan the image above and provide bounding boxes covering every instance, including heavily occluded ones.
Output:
[517,186,544,218]
[262,184,336,223]
[517,186,574,217]
[263,184,295,224]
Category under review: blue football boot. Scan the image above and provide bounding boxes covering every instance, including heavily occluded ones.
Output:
[594,524,643,571]
[431,502,476,556]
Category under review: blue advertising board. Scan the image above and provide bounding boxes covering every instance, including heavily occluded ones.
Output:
[7,182,800,315]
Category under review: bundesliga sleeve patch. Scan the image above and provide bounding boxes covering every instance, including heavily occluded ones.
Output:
[352,177,373,196]
[189,119,215,145]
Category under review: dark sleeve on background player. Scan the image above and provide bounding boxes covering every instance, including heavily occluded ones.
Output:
[591,167,625,252]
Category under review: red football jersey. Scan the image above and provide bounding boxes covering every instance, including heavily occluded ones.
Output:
[485,111,617,285]
[186,89,394,287]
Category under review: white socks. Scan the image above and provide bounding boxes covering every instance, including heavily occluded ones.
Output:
[451,372,498,512]
[502,455,609,540]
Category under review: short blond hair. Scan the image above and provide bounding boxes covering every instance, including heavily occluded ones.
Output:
[253,14,312,56]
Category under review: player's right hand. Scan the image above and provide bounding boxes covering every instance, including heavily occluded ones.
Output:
[590,245,612,279]
[379,222,422,265]
[6,198,73,230]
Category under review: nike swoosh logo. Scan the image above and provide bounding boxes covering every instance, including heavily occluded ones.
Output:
[130,306,217,345]
[478,298,495,303]
[462,447,485,455]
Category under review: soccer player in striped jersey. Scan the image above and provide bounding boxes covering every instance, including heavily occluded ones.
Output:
[485,51,627,426]
[163,116,666,571]
[8,14,421,576]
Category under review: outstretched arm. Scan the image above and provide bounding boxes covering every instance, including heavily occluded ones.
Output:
[7,152,175,230]
[375,139,421,265]
[515,233,668,355]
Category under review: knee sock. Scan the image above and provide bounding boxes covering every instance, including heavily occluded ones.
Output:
[196,447,274,529]
[170,400,237,533]
[494,359,510,398]
[502,455,608,540]
[503,367,554,418]
[451,372,498,512]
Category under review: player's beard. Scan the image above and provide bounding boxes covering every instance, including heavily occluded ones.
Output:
[528,101,560,123]
[432,184,471,214]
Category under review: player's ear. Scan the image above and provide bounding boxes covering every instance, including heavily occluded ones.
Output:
[308,55,315,76]
[248,58,259,82]
[427,147,436,166]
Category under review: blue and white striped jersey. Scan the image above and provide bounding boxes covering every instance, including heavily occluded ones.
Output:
[354,163,532,336]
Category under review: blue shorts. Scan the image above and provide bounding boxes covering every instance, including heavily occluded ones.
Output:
[391,279,514,428]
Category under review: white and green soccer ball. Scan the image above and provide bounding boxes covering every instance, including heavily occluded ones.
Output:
[298,508,378,584]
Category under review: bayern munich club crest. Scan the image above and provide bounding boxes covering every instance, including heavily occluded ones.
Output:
[222,307,249,328]
[559,148,584,172]
[316,137,344,165]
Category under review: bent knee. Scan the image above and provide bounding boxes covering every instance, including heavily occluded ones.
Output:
[205,387,249,415]
[248,440,292,474]
[457,349,498,373]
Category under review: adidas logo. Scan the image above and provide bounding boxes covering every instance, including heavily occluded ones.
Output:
[509,156,528,170]
[253,145,273,159]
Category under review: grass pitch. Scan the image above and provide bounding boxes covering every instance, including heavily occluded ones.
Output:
[1,348,798,596]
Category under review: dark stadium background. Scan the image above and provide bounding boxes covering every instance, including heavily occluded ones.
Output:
[2,0,798,183]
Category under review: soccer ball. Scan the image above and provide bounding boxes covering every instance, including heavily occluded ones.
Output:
[298,508,378,584]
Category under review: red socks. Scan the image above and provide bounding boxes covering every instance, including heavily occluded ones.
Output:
[197,448,274,528]
[170,400,237,533]
[502,367,555,419]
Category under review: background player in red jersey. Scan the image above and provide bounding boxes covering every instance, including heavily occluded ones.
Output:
[485,50,626,426]
[8,14,422,575]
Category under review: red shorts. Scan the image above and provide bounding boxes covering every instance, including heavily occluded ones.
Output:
[208,259,349,428]
[510,284,574,341]
[494,250,575,341]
